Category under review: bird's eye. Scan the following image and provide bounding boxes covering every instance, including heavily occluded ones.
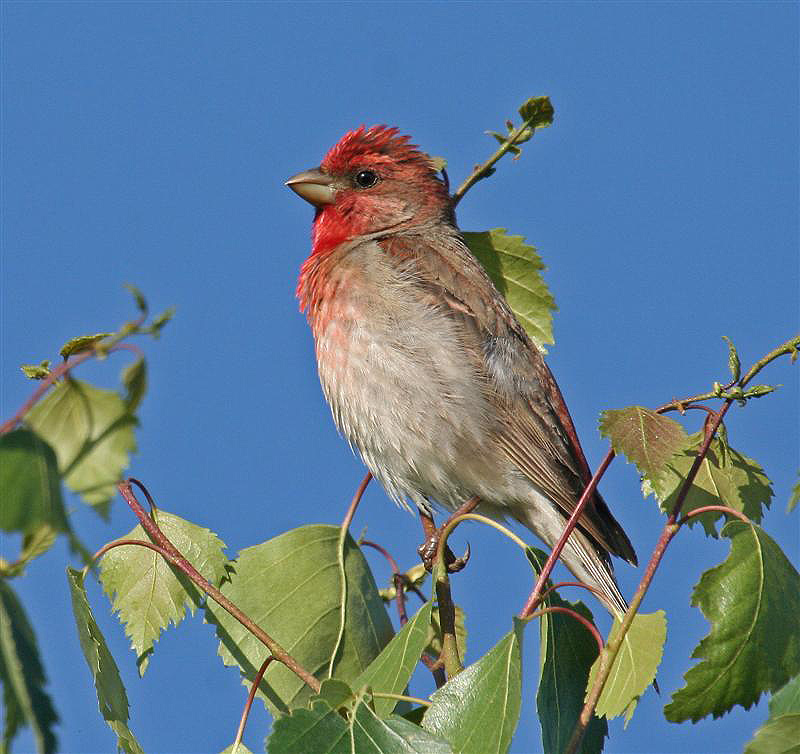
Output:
[354,169,379,189]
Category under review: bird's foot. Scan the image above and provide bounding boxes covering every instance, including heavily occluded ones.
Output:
[418,535,471,573]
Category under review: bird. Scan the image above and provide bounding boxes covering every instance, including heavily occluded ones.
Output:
[286,125,636,615]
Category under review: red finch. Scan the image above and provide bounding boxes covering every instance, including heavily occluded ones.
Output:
[287,126,636,615]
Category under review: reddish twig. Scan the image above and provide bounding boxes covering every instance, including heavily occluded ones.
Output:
[130,477,158,514]
[116,479,321,693]
[360,539,401,574]
[90,538,172,565]
[341,472,372,531]
[680,504,751,526]
[361,539,408,625]
[232,655,275,752]
[420,653,447,689]
[539,581,611,606]
[525,606,604,655]
[520,449,616,618]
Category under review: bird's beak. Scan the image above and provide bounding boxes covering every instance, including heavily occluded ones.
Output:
[285,167,336,207]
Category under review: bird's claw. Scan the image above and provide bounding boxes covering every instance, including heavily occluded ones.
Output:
[417,536,471,574]
[448,541,470,572]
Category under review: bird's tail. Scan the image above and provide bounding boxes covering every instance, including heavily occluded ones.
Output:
[516,506,628,617]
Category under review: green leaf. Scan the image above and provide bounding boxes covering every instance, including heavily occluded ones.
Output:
[645,433,773,536]
[0,581,58,754]
[121,359,147,413]
[744,715,800,754]
[664,522,800,722]
[743,384,777,399]
[463,228,556,348]
[599,407,690,486]
[99,509,229,676]
[537,592,607,754]
[66,567,144,754]
[0,429,69,538]
[1,525,59,579]
[425,606,467,667]
[25,378,137,511]
[145,307,175,338]
[769,675,800,717]
[518,95,555,128]
[20,361,51,380]
[745,677,800,754]
[221,744,254,754]
[588,612,666,724]
[379,563,427,602]
[267,691,452,754]
[59,333,113,360]
[313,678,356,711]
[422,620,523,754]
[487,131,522,156]
[722,336,741,382]
[123,283,147,313]
[352,601,433,717]
[206,525,393,715]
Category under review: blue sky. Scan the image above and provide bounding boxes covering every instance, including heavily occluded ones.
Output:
[2,2,797,752]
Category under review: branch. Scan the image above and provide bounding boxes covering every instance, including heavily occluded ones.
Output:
[565,400,733,753]
[1,339,147,436]
[116,479,321,693]
[452,106,550,205]
[740,334,799,386]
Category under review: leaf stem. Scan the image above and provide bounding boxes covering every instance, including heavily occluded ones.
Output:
[370,692,432,708]
[116,479,321,693]
[524,606,604,655]
[232,656,274,753]
[446,513,529,551]
[361,539,408,625]
[341,472,372,532]
[88,538,172,571]
[679,504,751,527]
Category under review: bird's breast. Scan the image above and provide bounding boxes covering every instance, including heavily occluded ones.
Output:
[306,243,500,509]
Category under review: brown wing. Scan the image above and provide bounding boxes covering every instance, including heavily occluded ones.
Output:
[381,230,637,565]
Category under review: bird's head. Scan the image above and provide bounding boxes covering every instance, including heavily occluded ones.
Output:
[286,125,451,255]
